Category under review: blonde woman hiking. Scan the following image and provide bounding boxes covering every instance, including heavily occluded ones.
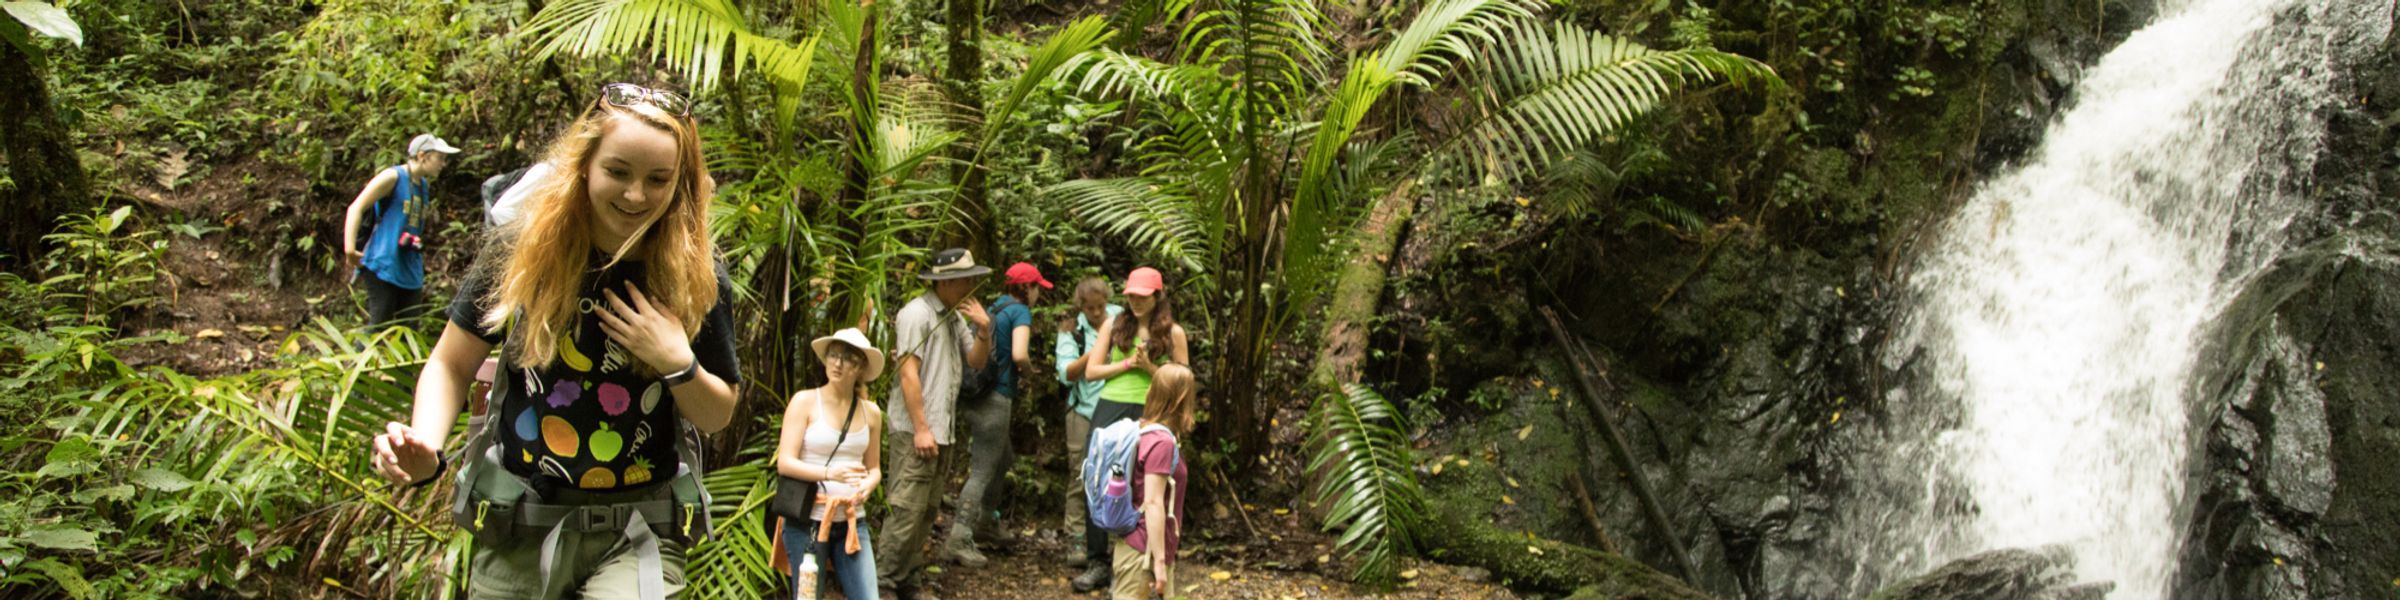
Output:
[369,83,737,600]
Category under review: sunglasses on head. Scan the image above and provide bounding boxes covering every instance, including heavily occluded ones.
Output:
[600,83,692,117]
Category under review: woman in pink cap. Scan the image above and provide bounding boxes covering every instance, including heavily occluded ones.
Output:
[1068,266,1188,591]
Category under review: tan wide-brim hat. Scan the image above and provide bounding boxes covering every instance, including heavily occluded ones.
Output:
[810,327,886,382]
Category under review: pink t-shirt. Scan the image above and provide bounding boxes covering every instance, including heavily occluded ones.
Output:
[1123,429,1187,560]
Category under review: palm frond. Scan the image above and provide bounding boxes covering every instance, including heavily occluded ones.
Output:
[685,459,785,599]
[1050,177,1211,274]
[982,16,1114,145]
[1072,49,1217,104]
[1372,0,1535,87]
[1181,0,1329,113]
[1285,59,1396,303]
[1449,21,1781,185]
[522,0,816,93]
[1305,383,1424,584]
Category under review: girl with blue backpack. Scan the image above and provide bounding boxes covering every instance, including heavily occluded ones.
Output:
[1071,267,1189,592]
[1106,363,1194,599]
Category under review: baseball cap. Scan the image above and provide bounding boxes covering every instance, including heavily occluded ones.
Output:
[1124,267,1164,296]
[1004,262,1053,289]
[409,134,462,156]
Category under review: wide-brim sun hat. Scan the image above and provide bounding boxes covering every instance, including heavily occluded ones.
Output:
[810,327,886,382]
[919,248,993,281]
[1124,266,1164,296]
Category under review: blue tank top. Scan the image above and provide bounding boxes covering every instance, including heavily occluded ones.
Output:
[360,165,430,289]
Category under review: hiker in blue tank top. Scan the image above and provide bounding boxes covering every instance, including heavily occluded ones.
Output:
[343,133,460,331]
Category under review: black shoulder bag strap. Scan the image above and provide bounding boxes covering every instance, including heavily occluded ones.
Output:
[772,391,863,524]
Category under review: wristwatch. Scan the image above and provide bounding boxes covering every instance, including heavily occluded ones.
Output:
[662,359,703,387]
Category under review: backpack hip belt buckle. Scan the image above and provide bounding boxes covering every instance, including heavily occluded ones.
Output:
[578,505,627,532]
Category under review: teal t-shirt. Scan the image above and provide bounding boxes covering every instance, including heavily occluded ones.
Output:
[987,295,1032,397]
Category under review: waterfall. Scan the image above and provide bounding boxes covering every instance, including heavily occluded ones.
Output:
[1830,0,2377,597]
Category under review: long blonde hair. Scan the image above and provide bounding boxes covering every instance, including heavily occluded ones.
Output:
[478,99,717,370]
[1142,364,1196,435]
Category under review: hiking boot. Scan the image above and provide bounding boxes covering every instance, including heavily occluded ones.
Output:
[1071,563,1111,593]
[944,538,990,568]
[1060,547,1089,568]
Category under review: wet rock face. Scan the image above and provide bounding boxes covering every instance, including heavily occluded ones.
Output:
[1979,0,2158,170]
[2183,246,2400,600]
[1864,546,2112,600]
[2178,24,2400,600]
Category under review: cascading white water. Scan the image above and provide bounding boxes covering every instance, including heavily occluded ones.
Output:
[1853,0,2366,597]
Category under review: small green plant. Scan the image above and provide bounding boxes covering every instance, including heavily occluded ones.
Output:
[38,205,167,325]
[163,213,224,240]
[1891,66,1937,100]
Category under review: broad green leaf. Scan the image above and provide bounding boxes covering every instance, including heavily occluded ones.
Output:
[21,526,98,552]
[42,435,95,464]
[70,484,133,503]
[131,468,196,492]
[0,15,31,57]
[0,1,78,47]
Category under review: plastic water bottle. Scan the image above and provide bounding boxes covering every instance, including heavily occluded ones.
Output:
[1105,465,1130,498]
[795,553,820,600]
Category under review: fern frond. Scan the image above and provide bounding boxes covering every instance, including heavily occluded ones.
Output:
[1447,21,1779,185]
[1373,0,1535,87]
[1050,178,1211,273]
[1306,383,1425,584]
[523,0,814,92]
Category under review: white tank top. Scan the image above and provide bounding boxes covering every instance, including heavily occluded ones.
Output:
[799,417,871,520]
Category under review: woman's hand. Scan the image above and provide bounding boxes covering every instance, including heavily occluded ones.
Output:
[598,283,694,374]
[827,464,868,484]
[372,422,441,485]
[1130,344,1158,373]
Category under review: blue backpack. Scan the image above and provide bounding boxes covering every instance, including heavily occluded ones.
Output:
[1083,420,1178,537]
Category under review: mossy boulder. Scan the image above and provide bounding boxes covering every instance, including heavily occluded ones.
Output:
[1418,410,1712,599]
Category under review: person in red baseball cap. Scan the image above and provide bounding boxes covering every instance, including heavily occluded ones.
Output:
[942,261,1054,568]
[1070,265,1189,592]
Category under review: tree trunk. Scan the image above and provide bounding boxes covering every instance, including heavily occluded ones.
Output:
[0,41,93,264]
[943,0,991,257]
[831,0,882,328]
[1304,179,1415,394]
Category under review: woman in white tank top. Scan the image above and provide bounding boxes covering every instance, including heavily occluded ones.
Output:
[776,328,887,599]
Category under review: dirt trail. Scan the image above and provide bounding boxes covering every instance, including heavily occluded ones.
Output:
[894,512,1524,599]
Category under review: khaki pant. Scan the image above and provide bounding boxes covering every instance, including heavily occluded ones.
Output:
[1063,412,1091,538]
[875,433,957,587]
[469,523,688,599]
[1110,538,1172,600]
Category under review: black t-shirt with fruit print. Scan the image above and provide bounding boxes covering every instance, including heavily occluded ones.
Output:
[448,252,741,493]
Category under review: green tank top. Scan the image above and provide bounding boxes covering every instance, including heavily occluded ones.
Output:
[1098,339,1157,405]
